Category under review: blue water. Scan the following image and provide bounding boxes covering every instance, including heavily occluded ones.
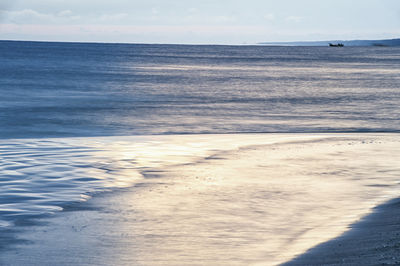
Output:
[1,40,400,138]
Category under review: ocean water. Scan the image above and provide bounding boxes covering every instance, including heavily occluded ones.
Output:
[1,40,400,138]
[1,41,400,264]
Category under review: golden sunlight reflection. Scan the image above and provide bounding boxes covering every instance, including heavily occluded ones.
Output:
[65,134,400,265]
[5,134,399,265]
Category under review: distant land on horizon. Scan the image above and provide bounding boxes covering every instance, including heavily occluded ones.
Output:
[1,38,400,47]
[260,38,400,47]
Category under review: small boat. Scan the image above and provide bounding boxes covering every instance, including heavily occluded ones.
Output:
[329,43,344,47]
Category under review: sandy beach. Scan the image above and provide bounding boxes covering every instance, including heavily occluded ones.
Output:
[1,133,399,265]
[285,197,400,265]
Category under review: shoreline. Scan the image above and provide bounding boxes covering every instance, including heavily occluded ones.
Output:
[2,131,400,141]
[1,133,400,265]
[284,197,400,265]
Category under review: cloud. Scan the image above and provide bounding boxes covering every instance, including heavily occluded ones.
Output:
[97,13,128,22]
[58,10,73,17]
[212,15,236,23]
[0,9,81,24]
[2,9,54,23]
[151,8,159,15]
[0,24,266,37]
[0,0,13,22]
[264,14,275,21]
[285,16,304,23]
[1,9,131,25]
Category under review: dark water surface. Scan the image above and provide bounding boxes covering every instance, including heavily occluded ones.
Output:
[1,41,400,138]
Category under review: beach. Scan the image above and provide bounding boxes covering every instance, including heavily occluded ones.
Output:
[1,133,399,265]
[285,197,400,265]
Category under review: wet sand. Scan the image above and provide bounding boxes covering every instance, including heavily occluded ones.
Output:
[285,198,400,265]
[1,134,400,265]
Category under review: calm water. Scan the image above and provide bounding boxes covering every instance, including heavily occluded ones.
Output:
[1,40,400,138]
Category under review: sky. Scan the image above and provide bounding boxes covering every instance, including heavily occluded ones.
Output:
[0,0,399,44]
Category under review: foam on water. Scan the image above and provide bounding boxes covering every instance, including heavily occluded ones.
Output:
[0,134,310,231]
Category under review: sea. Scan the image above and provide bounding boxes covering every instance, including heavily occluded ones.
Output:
[1,40,400,138]
[1,40,400,264]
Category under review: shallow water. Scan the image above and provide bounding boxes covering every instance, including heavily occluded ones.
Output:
[0,134,304,231]
[1,134,400,265]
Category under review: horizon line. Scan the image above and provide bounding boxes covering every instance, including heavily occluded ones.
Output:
[1,37,399,47]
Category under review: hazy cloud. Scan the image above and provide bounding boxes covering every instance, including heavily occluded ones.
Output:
[0,1,13,11]
[285,16,304,23]
[263,13,275,21]
[188,8,198,14]
[1,9,55,23]
[213,15,236,23]
[151,8,159,15]
[1,9,82,24]
[1,8,132,25]
[97,13,128,22]
[1,0,399,44]
[58,10,74,17]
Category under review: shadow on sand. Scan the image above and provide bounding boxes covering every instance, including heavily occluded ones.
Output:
[284,198,400,265]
